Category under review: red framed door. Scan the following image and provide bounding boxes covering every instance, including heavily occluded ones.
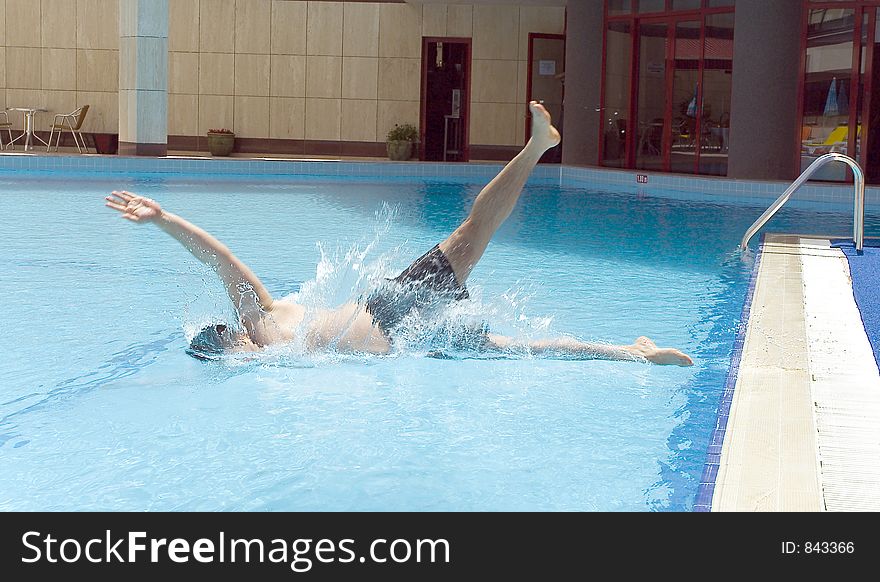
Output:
[599,2,735,175]
[526,32,566,163]
[419,37,471,162]
[632,15,703,173]
[597,16,635,168]
[861,7,874,176]
[798,2,870,181]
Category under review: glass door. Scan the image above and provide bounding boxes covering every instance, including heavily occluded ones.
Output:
[602,20,633,167]
[801,6,856,181]
[601,2,736,175]
[862,7,880,182]
[669,19,701,173]
[699,12,734,175]
[635,16,704,173]
[635,21,669,170]
[801,4,880,184]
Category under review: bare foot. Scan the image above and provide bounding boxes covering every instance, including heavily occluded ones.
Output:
[628,336,693,367]
[528,101,561,152]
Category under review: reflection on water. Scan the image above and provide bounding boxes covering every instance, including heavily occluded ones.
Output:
[190,202,565,368]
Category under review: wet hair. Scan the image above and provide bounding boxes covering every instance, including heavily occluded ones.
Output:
[186,324,229,361]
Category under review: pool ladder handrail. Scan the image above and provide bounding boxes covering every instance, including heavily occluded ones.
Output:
[740,153,866,252]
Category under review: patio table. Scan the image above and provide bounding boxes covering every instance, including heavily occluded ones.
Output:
[5,107,49,151]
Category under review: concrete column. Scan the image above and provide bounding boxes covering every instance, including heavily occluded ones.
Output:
[561,0,605,166]
[727,0,803,180]
[118,0,168,156]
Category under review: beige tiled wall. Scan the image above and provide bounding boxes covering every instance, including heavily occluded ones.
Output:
[0,1,565,148]
[166,1,564,147]
[235,0,271,55]
[343,3,378,57]
[1,0,118,133]
[470,4,565,146]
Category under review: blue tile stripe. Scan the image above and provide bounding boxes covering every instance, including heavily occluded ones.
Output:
[3,154,877,212]
[0,154,562,184]
[692,234,765,512]
[560,165,880,214]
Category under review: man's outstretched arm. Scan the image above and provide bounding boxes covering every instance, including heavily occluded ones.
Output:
[486,334,693,366]
[105,191,275,324]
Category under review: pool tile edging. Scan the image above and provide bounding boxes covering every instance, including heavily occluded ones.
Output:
[2,154,876,210]
[0,154,563,183]
[559,165,880,210]
[691,235,765,512]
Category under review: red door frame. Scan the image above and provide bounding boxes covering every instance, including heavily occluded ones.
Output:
[865,8,876,175]
[598,1,735,173]
[419,37,472,162]
[525,32,566,142]
[630,13,705,173]
[597,1,636,167]
[852,7,866,176]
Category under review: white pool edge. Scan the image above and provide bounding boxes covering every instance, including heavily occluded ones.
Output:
[712,234,880,511]
[800,238,880,512]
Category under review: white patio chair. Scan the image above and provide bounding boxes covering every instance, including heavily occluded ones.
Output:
[47,105,90,153]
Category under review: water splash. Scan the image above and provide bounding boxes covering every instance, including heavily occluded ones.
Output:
[179,203,580,366]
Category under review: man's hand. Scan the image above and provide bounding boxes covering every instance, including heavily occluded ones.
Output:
[105,191,163,223]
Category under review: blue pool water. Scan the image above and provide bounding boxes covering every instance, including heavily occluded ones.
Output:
[1,170,876,511]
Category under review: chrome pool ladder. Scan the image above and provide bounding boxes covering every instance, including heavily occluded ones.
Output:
[740,153,866,252]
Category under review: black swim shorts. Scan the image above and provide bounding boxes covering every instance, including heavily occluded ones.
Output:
[365,244,487,347]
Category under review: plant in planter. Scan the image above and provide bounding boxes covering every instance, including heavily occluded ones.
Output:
[93,133,119,155]
[386,123,418,161]
[207,128,235,157]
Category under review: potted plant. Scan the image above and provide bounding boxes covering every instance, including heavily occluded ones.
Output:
[207,128,235,157]
[93,133,119,154]
[386,123,418,161]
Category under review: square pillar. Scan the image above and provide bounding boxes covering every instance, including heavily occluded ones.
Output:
[727,0,803,179]
[118,0,168,156]
[561,0,605,167]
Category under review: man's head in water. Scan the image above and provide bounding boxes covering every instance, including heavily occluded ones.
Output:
[186,324,258,360]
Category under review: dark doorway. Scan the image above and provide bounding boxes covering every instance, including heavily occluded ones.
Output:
[421,38,471,162]
[527,33,565,163]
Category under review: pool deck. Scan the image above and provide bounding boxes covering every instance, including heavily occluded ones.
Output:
[712,234,880,511]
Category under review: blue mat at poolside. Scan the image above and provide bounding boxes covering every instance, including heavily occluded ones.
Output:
[831,239,880,370]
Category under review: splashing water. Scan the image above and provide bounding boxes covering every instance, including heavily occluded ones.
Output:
[182,203,579,367]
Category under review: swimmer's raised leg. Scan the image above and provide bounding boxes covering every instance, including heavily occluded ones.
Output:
[486,334,694,366]
[439,101,560,283]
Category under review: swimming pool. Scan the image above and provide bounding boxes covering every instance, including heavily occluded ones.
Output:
[1,169,876,511]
